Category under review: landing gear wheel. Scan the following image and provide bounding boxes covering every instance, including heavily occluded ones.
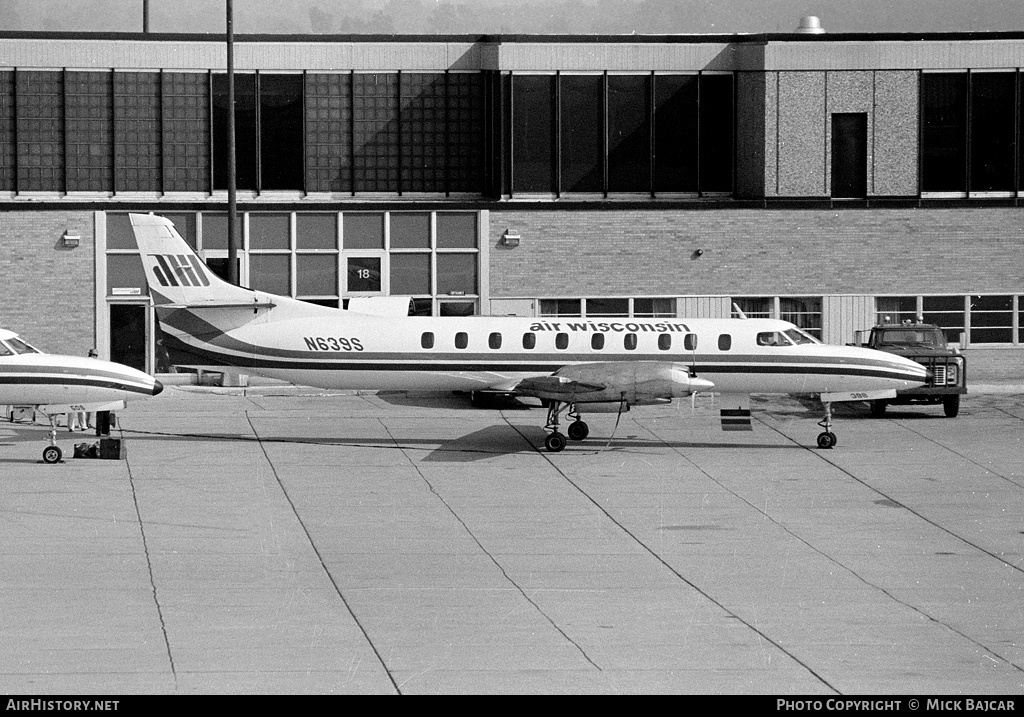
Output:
[567,420,590,441]
[869,399,887,417]
[943,395,960,418]
[42,445,62,464]
[816,431,837,450]
[544,432,567,453]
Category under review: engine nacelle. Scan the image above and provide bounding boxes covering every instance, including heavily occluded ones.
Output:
[516,361,714,405]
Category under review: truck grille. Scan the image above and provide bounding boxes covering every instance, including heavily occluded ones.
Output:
[932,364,947,386]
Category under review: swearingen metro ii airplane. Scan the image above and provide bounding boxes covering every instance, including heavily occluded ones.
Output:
[0,328,164,463]
[129,213,927,452]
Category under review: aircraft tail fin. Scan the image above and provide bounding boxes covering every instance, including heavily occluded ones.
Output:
[129,213,256,307]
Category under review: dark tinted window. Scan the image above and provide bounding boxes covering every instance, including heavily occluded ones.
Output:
[560,75,603,192]
[698,74,734,193]
[455,332,468,349]
[654,75,698,192]
[970,73,1016,192]
[591,333,605,350]
[522,332,536,349]
[608,75,650,193]
[213,73,257,190]
[624,333,637,350]
[718,334,732,351]
[512,75,555,193]
[658,334,672,350]
[421,332,434,349]
[921,73,967,192]
[684,333,698,351]
[260,74,304,190]
[488,332,502,349]
[555,333,569,350]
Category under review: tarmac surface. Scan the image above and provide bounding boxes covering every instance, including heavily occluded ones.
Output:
[1,384,1023,695]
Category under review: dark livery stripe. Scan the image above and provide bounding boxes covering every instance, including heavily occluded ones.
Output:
[0,374,155,395]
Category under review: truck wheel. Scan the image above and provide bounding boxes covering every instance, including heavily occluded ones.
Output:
[869,399,887,417]
[943,395,960,418]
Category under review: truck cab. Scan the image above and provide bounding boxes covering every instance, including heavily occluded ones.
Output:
[853,321,967,417]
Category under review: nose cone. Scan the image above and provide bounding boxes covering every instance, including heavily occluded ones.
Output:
[152,379,164,396]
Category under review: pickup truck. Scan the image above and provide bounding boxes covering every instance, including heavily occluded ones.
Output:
[853,321,966,417]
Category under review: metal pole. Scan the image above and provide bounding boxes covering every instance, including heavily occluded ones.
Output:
[226,0,239,285]
[142,0,149,32]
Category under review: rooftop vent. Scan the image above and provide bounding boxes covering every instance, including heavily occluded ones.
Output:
[795,16,825,34]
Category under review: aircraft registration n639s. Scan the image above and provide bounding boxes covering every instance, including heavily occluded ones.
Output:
[0,329,164,463]
[129,213,927,452]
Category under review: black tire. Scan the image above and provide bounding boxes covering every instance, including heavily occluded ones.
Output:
[943,394,960,418]
[816,431,837,450]
[567,420,590,441]
[42,445,62,464]
[544,432,567,452]
[869,399,887,417]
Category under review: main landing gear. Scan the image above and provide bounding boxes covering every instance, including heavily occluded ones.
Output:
[543,401,589,453]
[816,401,837,450]
[42,415,63,464]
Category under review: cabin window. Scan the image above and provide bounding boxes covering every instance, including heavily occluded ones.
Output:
[523,332,536,349]
[591,333,605,350]
[455,332,468,349]
[658,334,671,350]
[624,333,637,350]
[489,332,502,349]
[555,333,569,350]
[684,333,697,351]
[421,332,434,349]
[0,342,12,356]
[718,334,732,350]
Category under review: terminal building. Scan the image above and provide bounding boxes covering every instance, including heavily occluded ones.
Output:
[0,28,1021,379]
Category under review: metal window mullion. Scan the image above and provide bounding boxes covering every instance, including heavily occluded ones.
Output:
[602,71,608,197]
[649,71,656,199]
[965,70,971,194]
[554,71,561,197]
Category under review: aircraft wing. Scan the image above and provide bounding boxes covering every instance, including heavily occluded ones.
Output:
[510,361,713,405]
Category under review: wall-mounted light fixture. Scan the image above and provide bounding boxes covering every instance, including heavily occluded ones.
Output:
[691,248,704,259]
[61,232,81,248]
[501,230,521,248]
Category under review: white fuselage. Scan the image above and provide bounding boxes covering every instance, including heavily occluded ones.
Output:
[157,307,928,396]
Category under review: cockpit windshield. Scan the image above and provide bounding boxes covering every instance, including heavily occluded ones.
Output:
[784,328,820,345]
[7,338,41,354]
[0,342,13,356]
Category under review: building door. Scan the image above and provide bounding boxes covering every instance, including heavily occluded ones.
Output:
[109,303,148,373]
[831,113,868,198]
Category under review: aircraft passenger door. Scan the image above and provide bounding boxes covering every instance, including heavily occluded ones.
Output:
[109,303,148,373]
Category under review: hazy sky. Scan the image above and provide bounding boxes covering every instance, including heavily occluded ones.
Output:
[1,0,1022,35]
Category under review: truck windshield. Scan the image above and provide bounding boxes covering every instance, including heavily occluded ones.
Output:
[877,329,945,347]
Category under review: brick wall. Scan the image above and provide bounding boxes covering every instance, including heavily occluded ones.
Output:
[0,210,95,355]
[489,206,1024,298]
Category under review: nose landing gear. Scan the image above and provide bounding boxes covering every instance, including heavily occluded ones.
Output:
[42,415,63,464]
[816,401,837,449]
